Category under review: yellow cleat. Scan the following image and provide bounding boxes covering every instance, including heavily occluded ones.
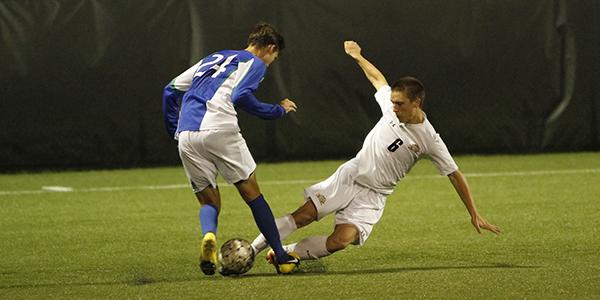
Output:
[199,232,218,275]
[273,251,300,274]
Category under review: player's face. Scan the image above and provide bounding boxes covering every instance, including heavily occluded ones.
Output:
[391,90,421,123]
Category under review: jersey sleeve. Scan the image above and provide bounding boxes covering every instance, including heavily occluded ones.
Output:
[235,93,285,119]
[374,85,393,114]
[162,83,183,138]
[161,61,201,138]
[171,61,201,91]
[231,59,285,119]
[427,133,459,176]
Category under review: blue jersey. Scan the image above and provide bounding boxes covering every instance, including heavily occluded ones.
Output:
[162,50,285,137]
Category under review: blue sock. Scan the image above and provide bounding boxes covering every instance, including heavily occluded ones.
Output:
[199,203,218,236]
[247,194,288,262]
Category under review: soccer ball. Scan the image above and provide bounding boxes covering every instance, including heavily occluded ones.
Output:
[218,238,255,276]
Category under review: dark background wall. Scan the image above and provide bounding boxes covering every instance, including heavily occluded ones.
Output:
[1,0,598,171]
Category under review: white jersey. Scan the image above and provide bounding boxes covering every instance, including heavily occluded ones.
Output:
[353,85,458,195]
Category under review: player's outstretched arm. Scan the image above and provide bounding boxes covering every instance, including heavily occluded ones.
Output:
[234,92,298,119]
[447,170,501,234]
[344,41,388,90]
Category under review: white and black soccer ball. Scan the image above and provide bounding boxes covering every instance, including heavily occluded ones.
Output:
[218,238,255,276]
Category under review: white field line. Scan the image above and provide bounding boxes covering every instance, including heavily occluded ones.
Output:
[1,168,599,197]
[41,186,74,192]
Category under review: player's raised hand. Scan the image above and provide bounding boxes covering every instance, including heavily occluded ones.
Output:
[280,98,297,113]
[344,41,362,59]
[471,214,501,234]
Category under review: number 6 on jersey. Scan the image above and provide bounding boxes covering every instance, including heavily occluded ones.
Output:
[387,138,404,152]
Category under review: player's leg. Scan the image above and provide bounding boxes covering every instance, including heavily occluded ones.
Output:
[205,130,299,273]
[258,160,359,263]
[326,223,360,253]
[251,199,318,254]
[196,186,221,235]
[177,131,221,275]
[291,199,319,228]
[276,184,386,261]
[271,224,359,260]
[235,173,299,272]
[195,186,221,275]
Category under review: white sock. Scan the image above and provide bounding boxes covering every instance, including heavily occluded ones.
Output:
[251,214,297,254]
[285,235,331,260]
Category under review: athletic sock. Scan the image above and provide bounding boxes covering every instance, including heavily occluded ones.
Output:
[199,203,218,236]
[251,214,297,254]
[247,194,288,262]
[286,235,331,260]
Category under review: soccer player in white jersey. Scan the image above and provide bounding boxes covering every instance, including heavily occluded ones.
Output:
[162,23,299,275]
[251,41,500,263]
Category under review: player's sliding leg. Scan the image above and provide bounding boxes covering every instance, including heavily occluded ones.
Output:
[265,235,330,262]
[268,224,359,261]
[195,187,221,275]
[251,214,297,253]
[251,200,319,254]
[236,173,299,273]
[246,196,300,273]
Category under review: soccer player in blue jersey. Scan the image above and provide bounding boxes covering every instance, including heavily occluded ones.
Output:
[162,23,299,275]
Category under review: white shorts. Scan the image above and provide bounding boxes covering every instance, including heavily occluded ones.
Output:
[303,159,387,246]
[178,130,256,193]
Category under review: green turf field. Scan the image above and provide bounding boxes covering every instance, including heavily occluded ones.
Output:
[1,152,599,299]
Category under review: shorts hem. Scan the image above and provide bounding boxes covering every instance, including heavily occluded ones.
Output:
[303,192,326,222]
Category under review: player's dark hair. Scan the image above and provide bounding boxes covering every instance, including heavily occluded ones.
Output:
[247,22,285,52]
[391,77,426,104]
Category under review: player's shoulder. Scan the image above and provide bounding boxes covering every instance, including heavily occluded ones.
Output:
[377,84,391,92]
[416,118,441,140]
[375,85,392,97]
[423,115,437,135]
[422,117,435,130]
[374,85,392,103]
[231,50,265,69]
[232,49,256,62]
[374,85,393,111]
[204,49,247,59]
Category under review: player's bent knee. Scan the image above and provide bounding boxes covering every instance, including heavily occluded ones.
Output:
[291,200,318,228]
[238,190,261,203]
[292,207,317,228]
[234,181,261,202]
[326,224,359,253]
[293,214,314,229]
[195,187,221,208]
[326,234,354,253]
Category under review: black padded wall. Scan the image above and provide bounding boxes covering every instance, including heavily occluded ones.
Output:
[1,0,598,170]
